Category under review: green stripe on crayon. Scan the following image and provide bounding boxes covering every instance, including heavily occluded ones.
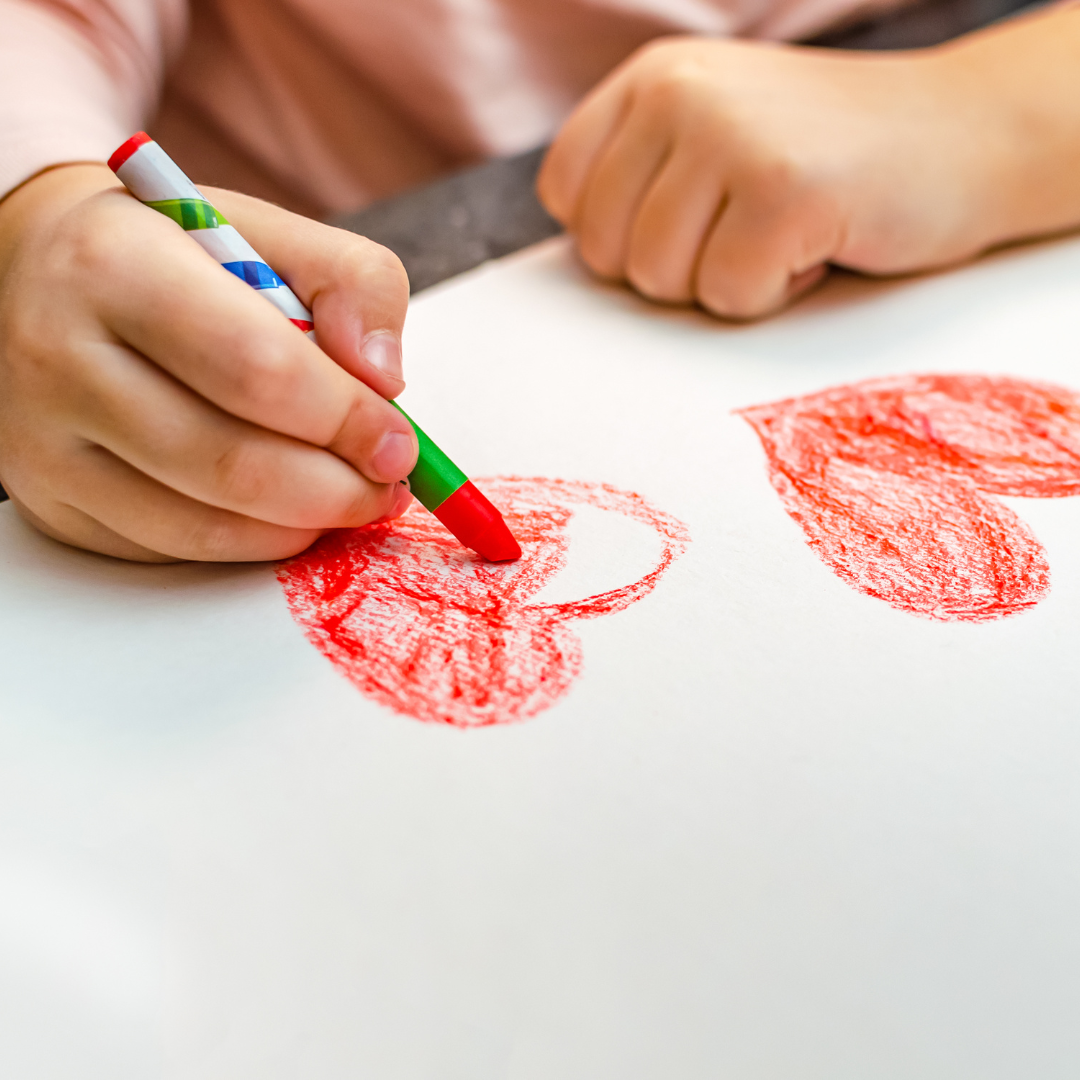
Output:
[392,402,467,510]
[146,199,228,231]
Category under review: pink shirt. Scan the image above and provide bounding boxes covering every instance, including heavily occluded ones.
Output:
[0,0,907,217]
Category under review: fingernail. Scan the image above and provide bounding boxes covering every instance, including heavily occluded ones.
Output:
[371,429,416,481]
[387,481,413,520]
[362,332,403,382]
[371,482,413,524]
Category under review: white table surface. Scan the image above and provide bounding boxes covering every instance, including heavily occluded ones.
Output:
[3,236,1080,1079]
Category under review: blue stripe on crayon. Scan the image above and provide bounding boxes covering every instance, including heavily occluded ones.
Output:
[221,261,285,290]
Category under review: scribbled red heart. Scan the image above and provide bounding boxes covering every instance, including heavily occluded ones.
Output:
[277,477,689,726]
[739,374,1080,622]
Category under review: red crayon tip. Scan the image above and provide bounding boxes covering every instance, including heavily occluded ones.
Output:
[108,131,152,172]
[433,481,521,562]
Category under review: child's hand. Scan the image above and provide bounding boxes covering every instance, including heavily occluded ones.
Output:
[538,36,1003,319]
[0,164,417,562]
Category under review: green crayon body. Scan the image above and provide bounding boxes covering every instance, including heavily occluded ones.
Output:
[393,402,468,510]
[391,402,522,563]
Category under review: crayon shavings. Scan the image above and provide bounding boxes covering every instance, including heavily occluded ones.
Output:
[739,373,1080,622]
[277,477,689,727]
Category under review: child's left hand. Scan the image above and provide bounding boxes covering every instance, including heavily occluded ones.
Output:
[537,36,1000,319]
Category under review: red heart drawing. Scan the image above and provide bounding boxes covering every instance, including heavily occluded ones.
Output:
[277,477,690,726]
[739,374,1080,622]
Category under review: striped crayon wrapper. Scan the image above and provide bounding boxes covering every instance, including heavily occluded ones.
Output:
[109,132,314,337]
[108,133,522,562]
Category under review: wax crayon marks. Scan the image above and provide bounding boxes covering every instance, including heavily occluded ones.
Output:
[276,477,689,727]
[738,374,1080,622]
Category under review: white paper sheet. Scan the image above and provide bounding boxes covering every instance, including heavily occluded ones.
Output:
[4,235,1080,1078]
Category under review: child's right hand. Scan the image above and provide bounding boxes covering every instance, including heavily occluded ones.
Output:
[0,163,418,562]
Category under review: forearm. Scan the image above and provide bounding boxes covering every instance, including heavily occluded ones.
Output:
[0,0,184,199]
[941,3,1080,249]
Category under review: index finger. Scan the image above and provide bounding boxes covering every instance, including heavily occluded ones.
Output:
[86,190,417,484]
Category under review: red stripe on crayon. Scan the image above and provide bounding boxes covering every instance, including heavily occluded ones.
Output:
[108,131,152,172]
[433,481,521,562]
[289,319,315,333]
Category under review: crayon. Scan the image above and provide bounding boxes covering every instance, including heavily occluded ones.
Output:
[108,132,521,563]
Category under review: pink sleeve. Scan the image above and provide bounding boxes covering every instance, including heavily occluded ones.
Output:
[0,0,187,197]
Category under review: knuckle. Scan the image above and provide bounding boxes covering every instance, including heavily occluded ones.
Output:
[625,225,690,301]
[1,311,47,371]
[336,233,409,295]
[211,439,272,509]
[227,338,304,409]
[179,511,244,562]
[625,246,670,300]
[0,444,47,505]
[641,68,701,114]
[339,483,388,527]
[627,265,688,304]
[325,391,369,458]
[59,208,124,282]
[695,257,768,319]
[699,278,771,321]
[0,317,70,407]
[576,233,623,281]
[637,53,717,108]
[747,153,812,210]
